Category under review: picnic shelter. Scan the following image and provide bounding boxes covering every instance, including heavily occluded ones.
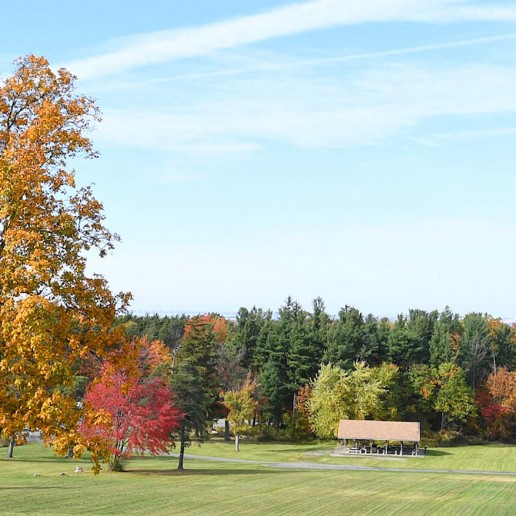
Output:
[337,420,424,456]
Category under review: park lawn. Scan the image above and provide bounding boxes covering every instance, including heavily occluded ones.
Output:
[0,444,515,515]
[318,443,516,472]
[180,438,332,462]
[179,438,516,472]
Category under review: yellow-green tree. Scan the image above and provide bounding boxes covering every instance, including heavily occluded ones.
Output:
[0,55,129,457]
[308,362,397,438]
[223,374,257,451]
[434,363,476,430]
[308,363,348,439]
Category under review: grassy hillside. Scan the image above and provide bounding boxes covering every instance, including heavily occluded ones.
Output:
[0,443,514,515]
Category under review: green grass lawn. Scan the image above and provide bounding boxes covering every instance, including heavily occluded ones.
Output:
[181,438,516,472]
[0,443,515,515]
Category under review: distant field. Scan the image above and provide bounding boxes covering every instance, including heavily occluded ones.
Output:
[0,443,515,515]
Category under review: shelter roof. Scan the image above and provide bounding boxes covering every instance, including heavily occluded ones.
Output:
[338,420,420,442]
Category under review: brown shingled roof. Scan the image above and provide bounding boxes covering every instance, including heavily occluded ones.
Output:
[338,420,420,442]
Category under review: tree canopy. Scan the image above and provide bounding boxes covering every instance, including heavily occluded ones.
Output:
[0,55,129,453]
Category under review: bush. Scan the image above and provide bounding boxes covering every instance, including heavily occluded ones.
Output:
[109,456,127,472]
[280,413,315,441]
[421,430,488,448]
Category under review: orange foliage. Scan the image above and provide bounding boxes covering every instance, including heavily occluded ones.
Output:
[0,56,130,450]
[148,339,173,367]
[184,314,228,343]
[486,367,516,409]
[451,333,461,353]
[295,384,312,419]
[477,368,516,440]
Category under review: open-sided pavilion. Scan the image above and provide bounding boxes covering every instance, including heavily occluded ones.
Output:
[337,420,424,457]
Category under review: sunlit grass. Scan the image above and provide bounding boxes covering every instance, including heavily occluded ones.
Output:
[0,443,514,515]
[179,438,516,472]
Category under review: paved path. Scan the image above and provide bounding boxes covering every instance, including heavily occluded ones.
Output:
[169,453,516,477]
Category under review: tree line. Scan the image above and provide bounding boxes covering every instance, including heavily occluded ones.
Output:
[118,298,516,444]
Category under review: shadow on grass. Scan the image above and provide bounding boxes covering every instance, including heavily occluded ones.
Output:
[132,455,178,462]
[425,450,453,457]
[0,458,90,464]
[188,438,320,448]
[1,486,72,490]
[269,447,327,454]
[125,468,289,476]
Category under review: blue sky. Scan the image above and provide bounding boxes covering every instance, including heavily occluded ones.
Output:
[2,1,516,318]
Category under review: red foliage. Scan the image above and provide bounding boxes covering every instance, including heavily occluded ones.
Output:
[476,368,516,440]
[79,371,182,459]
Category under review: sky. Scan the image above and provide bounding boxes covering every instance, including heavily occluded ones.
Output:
[2,0,516,319]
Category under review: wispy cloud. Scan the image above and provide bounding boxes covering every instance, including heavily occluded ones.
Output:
[96,32,516,90]
[96,63,516,153]
[435,127,516,140]
[409,126,516,147]
[66,0,516,80]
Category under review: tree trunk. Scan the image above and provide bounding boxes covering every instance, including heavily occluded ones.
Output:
[224,419,230,441]
[235,433,240,452]
[274,411,280,431]
[7,435,15,458]
[178,427,186,471]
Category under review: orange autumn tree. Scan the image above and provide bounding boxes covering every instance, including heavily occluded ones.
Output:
[477,367,516,439]
[183,314,228,344]
[136,336,173,373]
[0,55,130,455]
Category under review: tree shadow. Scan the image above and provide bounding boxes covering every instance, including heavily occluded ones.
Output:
[0,457,89,464]
[270,447,326,454]
[132,455,176,462]
[424,450,453,457]
[0,486,72,490]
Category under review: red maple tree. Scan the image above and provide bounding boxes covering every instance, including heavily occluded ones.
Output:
[79,370,182,470]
